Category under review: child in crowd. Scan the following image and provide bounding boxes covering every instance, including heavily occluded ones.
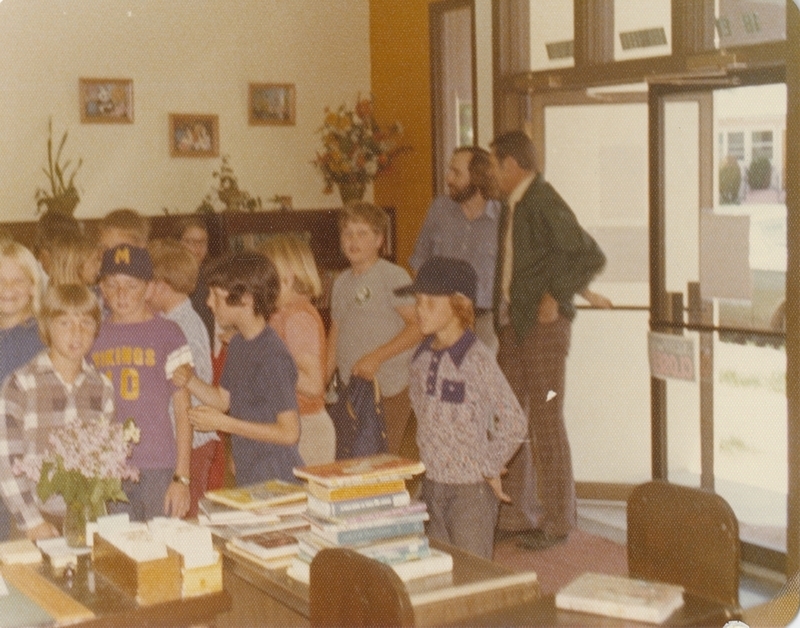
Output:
[327,202,422,455]
[396,256,527,560]
[91,244,193,520]
[172,251,302,485]
[258,234,336,465]
[0,241,45,540]
[0,242,45,387]
[175,215,215,341]
[97,208,150,250]
[148,238,217,517]
[46,232,100,287]
[0,284,113,541]
[32,210,83,284]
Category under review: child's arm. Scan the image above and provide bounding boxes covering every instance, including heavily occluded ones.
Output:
[163,386,192,518]
[325,321,339,384]
[283,310,325,398]
[351,304,423,380]
[187,406,300,445]
[481,357,528,503]
[173,364,230,411]
[0,381,59,540]
[485,476,511,503]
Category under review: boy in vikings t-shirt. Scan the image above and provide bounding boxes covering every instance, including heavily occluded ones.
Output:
[92,244,193,521]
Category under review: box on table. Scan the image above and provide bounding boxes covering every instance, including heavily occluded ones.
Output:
[92,533,182,605]
[181,552,223,598]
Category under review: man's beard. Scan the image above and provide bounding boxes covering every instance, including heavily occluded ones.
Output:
[449,182,478,204]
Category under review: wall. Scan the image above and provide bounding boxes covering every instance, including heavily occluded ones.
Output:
[0,0,370,222]
[370,0,493,266]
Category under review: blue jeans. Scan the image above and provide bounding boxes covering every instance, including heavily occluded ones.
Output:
[110,468,173,522]
[421,477,499,560]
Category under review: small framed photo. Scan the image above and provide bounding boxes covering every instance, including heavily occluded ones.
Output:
[169,113,219,158]
[249,83,296,126]
[79,78,134,123]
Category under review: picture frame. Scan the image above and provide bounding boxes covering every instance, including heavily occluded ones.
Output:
[249,83,296,126]
[79,78,134,123]
[169,113,219,158]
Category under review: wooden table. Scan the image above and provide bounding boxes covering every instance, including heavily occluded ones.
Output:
[1,555,230,628]
[216,539,539,627]
[443,592,741,627]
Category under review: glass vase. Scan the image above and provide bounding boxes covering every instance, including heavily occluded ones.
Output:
[63,500,106,548]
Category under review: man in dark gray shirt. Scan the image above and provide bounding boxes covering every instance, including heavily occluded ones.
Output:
[410,147,501,353]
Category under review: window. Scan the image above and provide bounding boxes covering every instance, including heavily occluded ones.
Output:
[727,132,745,161]
[752,130,774,161]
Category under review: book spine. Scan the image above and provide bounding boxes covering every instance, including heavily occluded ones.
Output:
[325,519,425,546]
[307,491,410,517]
[309,480,407,502]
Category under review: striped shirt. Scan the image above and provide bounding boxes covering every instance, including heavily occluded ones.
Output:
[409,331,527,484]
[0,351,114,532]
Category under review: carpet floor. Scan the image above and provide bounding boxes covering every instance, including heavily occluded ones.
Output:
[492,528,628,596]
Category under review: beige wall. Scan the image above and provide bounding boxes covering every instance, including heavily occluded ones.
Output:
[0,0,370,222]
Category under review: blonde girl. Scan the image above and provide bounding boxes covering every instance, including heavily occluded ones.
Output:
[0,240,44,541]
[0,241,44,386]
[258,234,336,465]
[47,232,100,287]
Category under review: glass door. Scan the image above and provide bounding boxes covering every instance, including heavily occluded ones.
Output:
[650,73,787,566]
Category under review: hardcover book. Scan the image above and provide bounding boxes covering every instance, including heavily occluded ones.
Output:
[297,532,431,565]
[228,525,309,561]
[306,490,410,517]
[306,478,407,503]
[294,453,425,487]
[555,572,685,624]
[208,514,311,543]
[198,497,306,525]
[303,506,429,534]
[287,548,453,584]
[204,479,307,510]
[0,539,42,565]
[311,517,426,546]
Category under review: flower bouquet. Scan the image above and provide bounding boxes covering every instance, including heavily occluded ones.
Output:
[13,417,140,546]
[313,95,410,203]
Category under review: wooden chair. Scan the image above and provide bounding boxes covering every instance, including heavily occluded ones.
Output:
[627,480,740,611]
[309,547,415,627]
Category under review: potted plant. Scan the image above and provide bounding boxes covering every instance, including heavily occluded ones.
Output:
[198,155,262,212]
[35,117,83,215]
[313,95,411,204]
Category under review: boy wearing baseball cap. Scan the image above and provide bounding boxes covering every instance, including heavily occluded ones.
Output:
[396,256,526,560]
[91,244,193,521]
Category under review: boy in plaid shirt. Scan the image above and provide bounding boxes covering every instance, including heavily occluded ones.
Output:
[0,284,112,540]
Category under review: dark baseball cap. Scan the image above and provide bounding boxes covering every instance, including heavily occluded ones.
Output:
[395,256,477,303]
[99,244,153,281]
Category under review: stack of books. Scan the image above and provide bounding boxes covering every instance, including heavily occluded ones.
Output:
[287,454,453,584]
[198,479,311,567]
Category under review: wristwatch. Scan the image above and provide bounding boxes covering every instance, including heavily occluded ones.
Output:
[172,473,191,486]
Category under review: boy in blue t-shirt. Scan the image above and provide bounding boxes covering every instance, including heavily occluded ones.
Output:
[173,251,302,484]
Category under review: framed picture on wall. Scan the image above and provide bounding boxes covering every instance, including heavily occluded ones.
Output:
[79,78,134,123]
[249,83,296,126]
[169,113,219,158]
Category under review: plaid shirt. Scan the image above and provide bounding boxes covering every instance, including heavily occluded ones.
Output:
[0,351,114,532]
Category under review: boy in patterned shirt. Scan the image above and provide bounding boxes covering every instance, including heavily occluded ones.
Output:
[91,244,193,521]
[396,257,527,560]
[0,284,113,540]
